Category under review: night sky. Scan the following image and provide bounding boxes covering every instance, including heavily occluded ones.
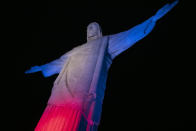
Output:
[14,0,194,130]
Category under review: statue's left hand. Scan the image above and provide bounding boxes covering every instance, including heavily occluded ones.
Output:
[25,66,42,74]
[153,0,179,22]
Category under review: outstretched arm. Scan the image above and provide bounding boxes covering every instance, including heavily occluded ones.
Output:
[108,0,179,59]
[25,52,70,77]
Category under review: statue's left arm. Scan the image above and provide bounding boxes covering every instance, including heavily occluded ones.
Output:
[108,0,179,59]
[25,51,71,78]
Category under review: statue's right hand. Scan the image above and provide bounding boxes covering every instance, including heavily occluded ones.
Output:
[153,0,179,22]
[25,66,42,74]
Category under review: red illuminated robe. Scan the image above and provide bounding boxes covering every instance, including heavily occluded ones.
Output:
[35,17,156,131]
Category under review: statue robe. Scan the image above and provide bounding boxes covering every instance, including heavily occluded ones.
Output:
[37,16,156,130]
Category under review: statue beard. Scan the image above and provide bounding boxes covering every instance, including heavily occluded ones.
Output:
[87,34,99,41]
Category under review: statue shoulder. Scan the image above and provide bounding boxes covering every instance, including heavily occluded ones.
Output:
[67,44,86,56]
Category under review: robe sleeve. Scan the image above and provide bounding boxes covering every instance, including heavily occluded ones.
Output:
[40,52,70,77]
[108,16,156,59]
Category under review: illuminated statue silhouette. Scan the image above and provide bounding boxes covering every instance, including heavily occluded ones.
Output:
[25,1,178,131]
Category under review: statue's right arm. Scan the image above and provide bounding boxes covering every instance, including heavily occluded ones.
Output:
[25,52,69,78]
[108,0,179,59]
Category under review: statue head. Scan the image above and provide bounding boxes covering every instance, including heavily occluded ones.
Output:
[87,22,102,42]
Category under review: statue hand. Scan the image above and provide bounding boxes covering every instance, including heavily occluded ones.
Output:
[25,65,42,74]
[153,0,179,21]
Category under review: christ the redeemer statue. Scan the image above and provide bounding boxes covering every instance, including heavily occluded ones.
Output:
[25,1,178,131]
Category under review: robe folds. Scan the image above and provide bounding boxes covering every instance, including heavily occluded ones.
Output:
[37,16,156,130]
[47,36,112,125]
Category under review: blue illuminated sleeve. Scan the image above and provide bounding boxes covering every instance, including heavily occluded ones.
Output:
[108,16,156,59]
[108,0,179,59]
[40,53,69,77]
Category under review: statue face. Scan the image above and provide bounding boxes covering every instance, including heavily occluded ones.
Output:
[87,22,102,41]
[87,23,98,37]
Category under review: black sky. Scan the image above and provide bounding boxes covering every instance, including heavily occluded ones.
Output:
[14,0,195,130]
